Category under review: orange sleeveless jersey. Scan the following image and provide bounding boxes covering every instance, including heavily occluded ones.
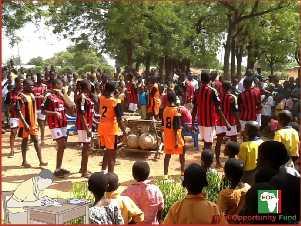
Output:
[98,96,119,136]
[19,93,38,130]
[163,106,184,154]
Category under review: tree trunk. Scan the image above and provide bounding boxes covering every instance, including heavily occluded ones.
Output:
[145,56,151,76]
[224,14,236,81]
[236,48,243,78]
[127,43,133,69]
[269,61,274,76]
[230,38,236,78]
[247,40,256,70]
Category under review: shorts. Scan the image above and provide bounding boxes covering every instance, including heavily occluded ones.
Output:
[51,127,67,140]
[256,114,261,127]
[18,126,39,139]
[78,130,92,143]
[100,135,117,150]
[215,125,238,137]
[128,103,138,112]
[198,126,216,143]
[9,118,19,129]
[37,110,46,121]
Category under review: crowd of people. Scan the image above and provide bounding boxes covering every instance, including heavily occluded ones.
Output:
[2,62,300,224]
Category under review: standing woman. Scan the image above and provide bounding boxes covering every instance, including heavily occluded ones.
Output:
[148,81,161,120]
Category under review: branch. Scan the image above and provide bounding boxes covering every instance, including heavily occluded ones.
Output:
[238,1,288,22]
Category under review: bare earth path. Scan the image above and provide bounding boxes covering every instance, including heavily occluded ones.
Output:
[1,128,226,198]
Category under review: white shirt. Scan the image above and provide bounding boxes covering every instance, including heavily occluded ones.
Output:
[238,76,246,93]
[191,79,199,90]
[261,95,274,116]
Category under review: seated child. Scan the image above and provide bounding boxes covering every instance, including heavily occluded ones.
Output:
[238,121,263,186]
[122,161,164,224]
[217,159,250,217]
[201,149,217,173]
[105,172,144,224]
[164,163,227,224]
[88,172,124,224]
[224,141,240,159]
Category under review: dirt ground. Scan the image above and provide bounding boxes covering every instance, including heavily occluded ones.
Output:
[1,128,227,199]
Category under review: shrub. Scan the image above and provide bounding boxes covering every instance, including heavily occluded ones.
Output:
[154,178,186,218]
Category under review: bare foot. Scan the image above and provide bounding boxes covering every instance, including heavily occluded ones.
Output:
[22,162,32,168]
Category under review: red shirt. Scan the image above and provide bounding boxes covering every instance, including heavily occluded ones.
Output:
[179,106,192,125]
[194,84,220,127]
[5,89,22,118]
[214,80,224,100]
[238,88,261,121]
[47,80,54,90]
[253,87,263,114]
[185,81,195,103]
[43,93,67,129]
[126,83,138,104]
[32,84,47,110]
[221,93,238,126]
[76,93,94,130]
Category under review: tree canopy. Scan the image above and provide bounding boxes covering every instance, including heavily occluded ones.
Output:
[4,0,299,80]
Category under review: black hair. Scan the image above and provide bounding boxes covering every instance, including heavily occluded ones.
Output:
[258,141,290,170]
[38,169,54,181]
[210,71,218,81]
[88,172,108,204]
[201,149,214,166]
[106,172,119,192]
[225,141,240,158]
[167,91,177,105]
[182,163,208,195]
[53,78,63,86]
[245,121,260,140]
[224,158,244,188]
[243,77,253,89]
[104,81,116,95]
[15,76,24,84]
[23,79,33,87]
[201,71,211,84]
[223,80,232,91]
[278,110,292,126]
[80,79,91,91]
[132,161,150,182]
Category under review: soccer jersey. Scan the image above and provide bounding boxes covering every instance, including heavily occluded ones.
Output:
[221,93,238,126]
[126,83,138,104]
[98,96,122,136]
[162,106,184,154]
[185,81,195,103]
[32,84,47,110]
[16,93,38,129]
[5,89,22,118]
[148,84,161,115]
[193,84,220,127]
[43,93,67,129]
[274,127,299,157]
[76,93,94,130]
[238,88,261,121]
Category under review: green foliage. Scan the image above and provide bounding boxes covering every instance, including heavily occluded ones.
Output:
[154,178,186,218]
[27,56,44,66]
[71,182,93,202]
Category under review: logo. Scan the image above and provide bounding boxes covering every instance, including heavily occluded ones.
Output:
[258,190,282,214]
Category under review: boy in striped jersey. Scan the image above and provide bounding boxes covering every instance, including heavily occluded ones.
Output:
[215,81,240,167]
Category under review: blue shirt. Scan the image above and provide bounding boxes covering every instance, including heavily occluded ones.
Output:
[139,92,148,106]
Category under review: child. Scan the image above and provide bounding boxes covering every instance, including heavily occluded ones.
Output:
[88,172,124,224]
[105,173,144,224]
[164,163,227,224]
[162,91,185,178]
[76,80,94,178]
[17,79,47,168]
[217,159,250,217]
[200,149,216,173]
[238,121,263,186]
[224,141,240,159]
[122,161,164,224]
[274,110,299,164]
[138,85,148,120]
[98,82,126,173]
